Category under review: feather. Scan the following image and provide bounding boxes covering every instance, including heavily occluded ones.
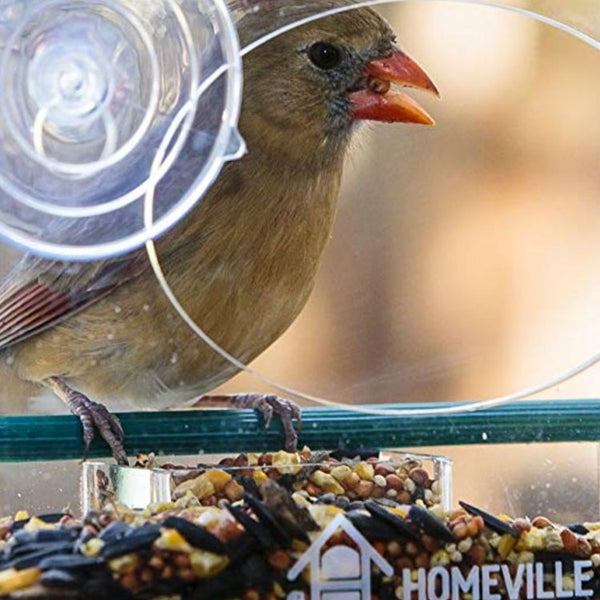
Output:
[0,253,148,350]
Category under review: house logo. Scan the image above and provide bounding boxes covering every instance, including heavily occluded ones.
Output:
[287,513,393,600]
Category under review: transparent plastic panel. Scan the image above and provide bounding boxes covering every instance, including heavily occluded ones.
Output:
[0,1,597,598]
[194,0,600,412]
[81,451,452,513]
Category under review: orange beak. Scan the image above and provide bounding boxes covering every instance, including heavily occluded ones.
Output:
[349,48,439,125]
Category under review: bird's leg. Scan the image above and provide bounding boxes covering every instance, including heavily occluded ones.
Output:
[45,377,128,465]
[193,394,302,451]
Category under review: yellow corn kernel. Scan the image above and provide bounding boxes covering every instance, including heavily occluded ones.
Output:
[155,528,193,553]
[310,471,344,495]
[190,551,229,578]
[24,516,55,532]
[498,535,516,560]
[174,474,215,500]
[354,463,375,481]
[253,470,269,486]
[0,568,40,594]
[430,550,450,567]
[205,469,233,492]
[109,553,139,574]
[330,465,353,482]
[272,451,302,475]
[80,538,105,557]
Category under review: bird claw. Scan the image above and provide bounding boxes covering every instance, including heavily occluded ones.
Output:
[66,390,128,465]
[235,393,302,452]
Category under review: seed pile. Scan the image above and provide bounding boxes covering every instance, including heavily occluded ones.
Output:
[138,449,445,510]
[2,451,600,599]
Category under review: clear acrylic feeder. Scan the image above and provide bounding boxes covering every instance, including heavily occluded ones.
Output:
[0,1,598,599]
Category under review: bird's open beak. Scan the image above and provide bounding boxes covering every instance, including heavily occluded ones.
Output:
[350,48,439,125]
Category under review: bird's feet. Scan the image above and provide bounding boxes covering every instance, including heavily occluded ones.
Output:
[46,377,128,465]
[194,393,302,451]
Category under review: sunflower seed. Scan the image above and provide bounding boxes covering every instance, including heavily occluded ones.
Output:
[100,524,160,559]
[409,505,455,543]
[459,501,518,538]
[365,500,419,540]
[38,555,102,571]
[162,516,225,554]
[226,504,275,549]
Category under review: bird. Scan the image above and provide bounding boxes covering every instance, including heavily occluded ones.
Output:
[0,0,438,464]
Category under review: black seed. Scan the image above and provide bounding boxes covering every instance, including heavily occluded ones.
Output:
[36,529,79,543]
[409,505,455,543]
[459,501,518,538]
[11,513,70,531]
[365,500,419,541]
[99,520,131,543]
[567,523,589,535]
[11,528,79,548]
[276,474,296,491]
[347,512,402,542]
[12,531,36,545]
[226,504,276,549]
[100,524,160,559]
[41,568,81,588]
[37,513,70,524]
[8,541,74,560]
[7,544,73,570]
[318,493,336,505]
[162,517,225,554]
[373,498,402,508]
[10,518,29,531]
[348,501,364,511]
[411,488,425,503]
[260,480,315,543]
[234,475,260,498]
[243,493,291,548]
[227,533,259,564]
[240,554,273,592]
[38,554,103,571]
[334,496,350,509]
[330,449,380,461]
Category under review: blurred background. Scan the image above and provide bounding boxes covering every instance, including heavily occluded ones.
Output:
[0,0,600,518]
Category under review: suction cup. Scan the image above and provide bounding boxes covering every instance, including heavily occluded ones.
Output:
[0,0,243,260]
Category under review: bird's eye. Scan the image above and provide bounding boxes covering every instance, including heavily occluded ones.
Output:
[307,42,343,70]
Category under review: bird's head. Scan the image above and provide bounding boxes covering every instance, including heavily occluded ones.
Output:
[238,2,439,169]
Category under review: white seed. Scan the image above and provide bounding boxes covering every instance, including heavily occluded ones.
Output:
[374,475,387,488]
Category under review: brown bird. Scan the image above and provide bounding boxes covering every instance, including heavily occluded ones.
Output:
[0,1,438,463]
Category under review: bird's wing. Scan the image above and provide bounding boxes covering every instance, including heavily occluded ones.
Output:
[0,252,148,350]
